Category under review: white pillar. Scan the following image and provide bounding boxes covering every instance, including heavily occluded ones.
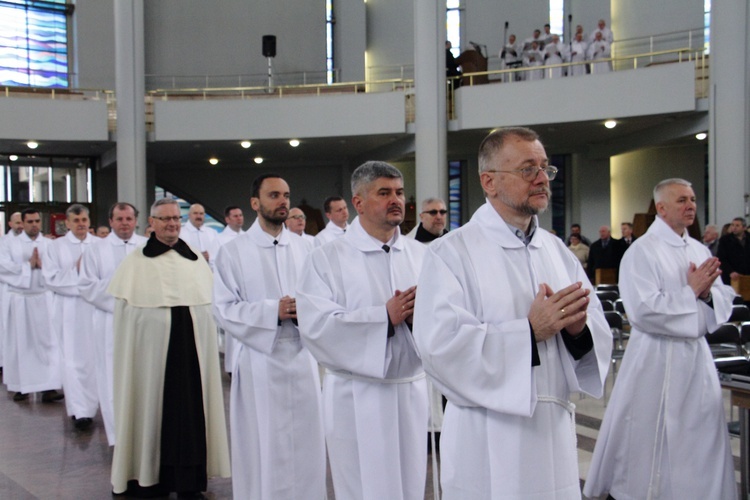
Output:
[414,0,448,213]
[709,0,750,224]
[114,0,148,230]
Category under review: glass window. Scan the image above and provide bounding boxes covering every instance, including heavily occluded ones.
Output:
[446,0,461,57]
[448,160,462,230]
[704,0,711,53]
[549,0,564,41]
[0,0,70,87]
[326,0,334,83]
[0,156,92,203]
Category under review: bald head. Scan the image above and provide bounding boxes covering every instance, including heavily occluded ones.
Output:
[188,204,206,228]
[8,211,23,235]
[285,207,307,236]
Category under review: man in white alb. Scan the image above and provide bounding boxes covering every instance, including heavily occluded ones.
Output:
[297,161,428,500]
[285,207,316,244]
[314,196,349,246]
[79,202,147,445]
[43,204,98,430]
[0,209,63,403]
[181,203,219,264]
[0,211,23,373]
[213,174,324,499]
[414,127,611,499]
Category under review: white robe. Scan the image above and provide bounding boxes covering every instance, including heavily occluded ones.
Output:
[297,216,429,500]
[587,40,611,74]
[213,221,325,500]
[209,227,244,373]
[523,49,544,81]
[568,40,588,76]
[108,242,230,493]
[313,220,348,247]
[79,232,147,445]
[181,221,219,265]
[0,232,61,393]
[499,41,522,82]
[413,203,611,500]
[543,42,568,79]
[42,231,98,418]
[583,216,737,500]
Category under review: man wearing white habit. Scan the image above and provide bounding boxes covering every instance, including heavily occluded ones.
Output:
[297,161,428,500]
[213,174,325,499]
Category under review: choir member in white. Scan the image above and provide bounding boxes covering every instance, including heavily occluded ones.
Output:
[589,18,614,44]
[297,161,428,500]
[568,32,588,77]
[42,204,98,430]
[587,31,612,74]
[413,127,611,499]
[0,209,63,402]
[210,205,246,374]
[214,175,325,499]
[543,34,568,79]
[584,178,737,500]
[285,207,316,244]
[79,202,147,445]
[314,196,350,246]
[180,203,219,265]
[523,40,544,81]
[499,33,522,83]
[523,28,543,51]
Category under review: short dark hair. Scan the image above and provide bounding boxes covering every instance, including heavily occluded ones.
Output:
[733,217,747,228]
[621,222,633,229]
[224,205,241,217]
[251,174,283,199]
[21,208,40,222]
[65,203,89,218]
[108,202,138,220]
[478,127,540,173]
[323,196,345,214]
[571,223,581,230]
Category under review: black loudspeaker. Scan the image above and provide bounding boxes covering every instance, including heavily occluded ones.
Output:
[262,35,276,58]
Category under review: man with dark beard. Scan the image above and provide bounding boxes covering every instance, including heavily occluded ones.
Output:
[297,161,428,499]
[413,127,611,498]
[213,174,325,499]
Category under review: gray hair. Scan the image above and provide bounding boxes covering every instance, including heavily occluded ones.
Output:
[150,197,180,217]
[351,161,403,196]
[421,197,446,210]
[653,178,692,204]
[478,127,540,174]
[65,203,89,217]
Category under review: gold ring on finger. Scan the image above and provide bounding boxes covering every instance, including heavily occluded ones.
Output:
[561,308,566,317]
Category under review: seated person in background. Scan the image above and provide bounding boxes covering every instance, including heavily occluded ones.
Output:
[568,233,589,269]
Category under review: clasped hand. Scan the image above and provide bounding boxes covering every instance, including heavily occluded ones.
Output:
[528,282,590,342]
[687,257,721,299]
[386,286,417,326]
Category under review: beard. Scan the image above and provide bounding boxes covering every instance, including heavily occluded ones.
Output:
[500,186,551,216]
[259,204,288,226]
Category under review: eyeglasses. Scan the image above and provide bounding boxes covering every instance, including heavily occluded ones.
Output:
[287,215,306,220]
[422,209,448,216]
[485,165,558,182]
[152,216,181,223]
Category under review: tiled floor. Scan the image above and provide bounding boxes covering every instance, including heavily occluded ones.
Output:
[0,365,740,499]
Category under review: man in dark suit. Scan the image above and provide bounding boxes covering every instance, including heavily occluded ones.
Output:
[587,225,623,282]
[717,217,750,284]
[621,222,637,247]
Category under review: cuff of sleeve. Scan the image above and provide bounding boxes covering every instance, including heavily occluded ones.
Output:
[529,321,540,366]
[561,325,594,360]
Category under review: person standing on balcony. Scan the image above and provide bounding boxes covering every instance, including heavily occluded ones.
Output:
[587,31,612,74]
[569,32,589,76]
[589,19,613,44]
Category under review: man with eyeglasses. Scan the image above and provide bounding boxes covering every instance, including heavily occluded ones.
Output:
[108,197,230,498]
[285,207,316,244]
[406,198,449,243]
[414,127,611,499]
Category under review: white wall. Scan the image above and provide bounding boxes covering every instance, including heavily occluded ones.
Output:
[610,143,707,236]
[74,0,116,89]
[365,0,414,79]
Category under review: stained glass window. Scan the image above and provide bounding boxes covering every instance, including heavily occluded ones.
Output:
[0,0,70,88]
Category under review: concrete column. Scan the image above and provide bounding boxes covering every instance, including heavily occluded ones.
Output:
[414,0,448,213]
[114,0,148,231]
[709,0,750,224]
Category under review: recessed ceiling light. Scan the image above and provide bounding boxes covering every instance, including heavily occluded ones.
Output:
[695,132,707,141]
[254,157,264,164]
[27,140,38,149]
[209,158,219,165]
[604,120,617,129]
[9,155,18,161]
[241,141,252,149]
[289,139,300,147]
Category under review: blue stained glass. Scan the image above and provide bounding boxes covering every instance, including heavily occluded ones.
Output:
[0,1,69,88]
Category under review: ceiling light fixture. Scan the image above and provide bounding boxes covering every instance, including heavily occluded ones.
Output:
[604,120,617,129]
[209,158,219,165]
[254,157,264,164]
[9,155,18,161]
[27,140,39,149]
[241,141,252,149]
[695,132,707,141]
[289,139,300,147]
